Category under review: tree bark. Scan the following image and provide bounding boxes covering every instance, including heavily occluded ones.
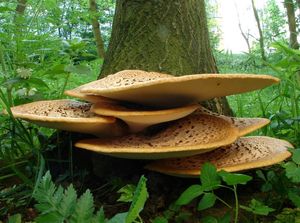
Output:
[89,0,106,58]
[284,0,299,49]
[100,0,231,115]
[14,0,27,64]
[251,0,266,61]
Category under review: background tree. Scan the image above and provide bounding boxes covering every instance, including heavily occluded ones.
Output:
[89,0,106,58]
[284,0,299,49]
[100,0,231,114]
[263,0,286,49]
[251,0,266,61]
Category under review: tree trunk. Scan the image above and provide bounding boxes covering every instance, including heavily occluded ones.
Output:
[15,0,27,16]
[296,0,300,9]
[89,0,106,58]
[100,0,231,115]
[284,0,299,49]
[251,0,266,61]
[14,0,27,64]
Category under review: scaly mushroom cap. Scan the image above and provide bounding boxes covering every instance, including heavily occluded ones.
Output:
[91,101,199,132]
[64,85,116,104]
[75,114,239,159]
[79,70,280,107]
[196,106,270,136]
[145,136,292,177]
[9,99,125,137]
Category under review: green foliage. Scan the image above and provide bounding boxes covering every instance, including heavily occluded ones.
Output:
[218,171,252,186]
[240,199,275,216]
[200,163,221,191]
[117,184,136,203]
[175,185,203,206]
[126,175,148,223]
[175,163,253,223]
[32,171,148,223]
[7,214,22,223]
[197,192,216,211]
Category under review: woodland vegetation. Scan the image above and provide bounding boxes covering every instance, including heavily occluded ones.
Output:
[0,0,300,222]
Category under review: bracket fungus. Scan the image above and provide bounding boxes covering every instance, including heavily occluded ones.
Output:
[8,99,125,137]
[7,69,292,177]
[78,70,280,107]
[64,85,116,104]
[75,114,239,159]
[196,106,270,136]
[145,136,293,178]
[91,101,199,132]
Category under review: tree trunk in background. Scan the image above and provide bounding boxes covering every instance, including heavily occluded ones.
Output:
[296,0,300,10]
[89,0,106,58]
[100,0,231,115]
[14,0,27,64]
[15,0,27,16]
[251,0,266,61]
[284,0,299,49]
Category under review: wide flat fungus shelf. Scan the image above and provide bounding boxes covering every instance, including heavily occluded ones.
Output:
[145,136,293,177]
[75,114,239,159]
[79,70,280,107]
[196,106,270,136]
[91,101,199,132]
[8,99,126,137]
[64,85,115,104]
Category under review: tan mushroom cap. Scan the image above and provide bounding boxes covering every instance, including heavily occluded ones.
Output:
[9,99,125,137]
[145,136,293,178]
[75,114,239,159]
[79,70,280,107]
[196,106,270,136]
[91,101,199,132]
[64,85,115,104]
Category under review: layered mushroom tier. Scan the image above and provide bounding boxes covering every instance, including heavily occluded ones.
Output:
[6,69,293,177]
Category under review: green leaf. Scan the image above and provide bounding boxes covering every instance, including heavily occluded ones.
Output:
[283,161,300,183]
[292,149,300,165]
[175,184,203,206]
[200,216,218,223]
[197,193,216,211]
[108,212,127,223]
[70,189,94,223]
[117,184,136,203]
[200,163,221,191]
[59,184,77,218]
[240,199,275,216]
[218,171,252,185]
[94,207,106,223]
[151,216,168,223]
[288,191,300,208]
[7,214,22,223]
[218,211,231,223]
[126,175,148,223]
[65,64,92,75]
[35,212,64,223]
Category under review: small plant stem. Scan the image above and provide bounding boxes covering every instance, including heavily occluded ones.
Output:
[215,195,232,209]
[233,185,239,223]
[60,72,70,98]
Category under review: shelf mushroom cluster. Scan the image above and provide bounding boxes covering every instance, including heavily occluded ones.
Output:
[8,70,293,177]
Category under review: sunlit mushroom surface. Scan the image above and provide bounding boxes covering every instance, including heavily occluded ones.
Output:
[145,136,292,177]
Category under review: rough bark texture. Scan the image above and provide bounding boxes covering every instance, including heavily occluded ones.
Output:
[89,0,106,58]
[99,0,231,115]
[251,0,266,61]
[284,0,299,49]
